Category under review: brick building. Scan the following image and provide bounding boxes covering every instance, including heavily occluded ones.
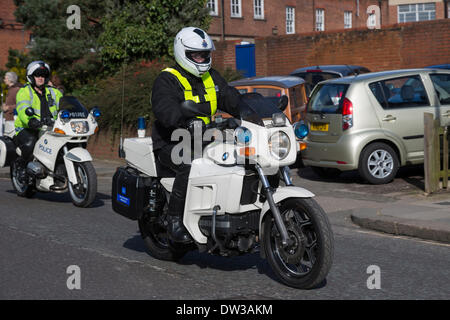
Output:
[207,0,450,41]
[0,0,31,68]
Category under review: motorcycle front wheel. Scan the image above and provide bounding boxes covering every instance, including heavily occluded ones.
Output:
[263,198,334,289]
[68,161,97,207]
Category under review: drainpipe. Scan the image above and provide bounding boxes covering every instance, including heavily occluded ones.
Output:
[445,0,449,19]
[378,0,382,25]
[221,0,225,41]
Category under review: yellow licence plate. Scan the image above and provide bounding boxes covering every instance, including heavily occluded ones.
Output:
[311,123,329,132]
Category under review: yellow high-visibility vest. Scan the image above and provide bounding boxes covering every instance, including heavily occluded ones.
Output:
[163,68,217,124]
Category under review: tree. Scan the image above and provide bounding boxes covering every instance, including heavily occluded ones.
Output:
[13,0,105,91]
[98,0,211,70]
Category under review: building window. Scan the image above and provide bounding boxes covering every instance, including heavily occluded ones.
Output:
[254,0,264,20]
[316,9,325,31]
[398,3,436,23]
[231,0,242,18]
[207,0,218,16]
[344,11,352,29]
[286,7,295,34]
[367,12,376,28]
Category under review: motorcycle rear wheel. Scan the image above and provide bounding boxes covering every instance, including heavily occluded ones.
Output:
[263,198,334,289]
[10,160,35,198]
[138,202,190,262]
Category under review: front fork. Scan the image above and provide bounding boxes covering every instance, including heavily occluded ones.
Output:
[255,165,293,247]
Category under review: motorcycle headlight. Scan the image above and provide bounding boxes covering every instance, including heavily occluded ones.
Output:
[70,121,89,134]
[269,131,291,160]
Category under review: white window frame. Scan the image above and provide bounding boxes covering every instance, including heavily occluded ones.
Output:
[286,7,295,34]
[368,12,376,27]
[344,11,352,29]
[231,0,242,18]
[254,0,264,20]
[315,9,325,31]
[398,3,436,23]
[207,0,218,16]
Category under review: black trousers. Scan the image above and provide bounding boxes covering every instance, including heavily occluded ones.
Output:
[155,144,192,217]
[13,129,38,161]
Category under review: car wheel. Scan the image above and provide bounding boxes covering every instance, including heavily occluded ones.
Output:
[358,142,399,184]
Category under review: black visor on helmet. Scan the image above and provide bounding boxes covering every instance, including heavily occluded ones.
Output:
[33,67,49,78]
[186,50,211,64]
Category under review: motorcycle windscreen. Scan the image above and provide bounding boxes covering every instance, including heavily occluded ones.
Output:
[238,92,282,126]
[59,96,89,118]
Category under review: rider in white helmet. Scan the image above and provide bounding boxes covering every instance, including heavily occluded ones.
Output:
[151,27,241,243]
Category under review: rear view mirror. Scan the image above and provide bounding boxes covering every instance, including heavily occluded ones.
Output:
[277,95,288,111]
[25,108,35,117]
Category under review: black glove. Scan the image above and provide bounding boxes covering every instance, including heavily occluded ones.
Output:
[28,118,42,130]
[185,118,206,135]
[41,117,55,126]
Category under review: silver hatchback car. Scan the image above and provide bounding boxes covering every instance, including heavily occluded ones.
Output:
[302,68,450,184]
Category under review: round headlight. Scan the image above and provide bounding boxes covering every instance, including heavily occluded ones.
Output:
[293,121,309,139]
[269,131,291,160]
[234,127,252,145]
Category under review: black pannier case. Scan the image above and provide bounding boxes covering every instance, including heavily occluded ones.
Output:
[112,166,151,220]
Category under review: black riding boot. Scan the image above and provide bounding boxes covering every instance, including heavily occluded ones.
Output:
[167,195,192,244]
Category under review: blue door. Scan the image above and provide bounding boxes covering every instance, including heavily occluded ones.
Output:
[235,43,256,78]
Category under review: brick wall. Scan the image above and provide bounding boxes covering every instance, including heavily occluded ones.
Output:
[212,19,450,76]
[87,127,146,161]
[0,0,30,68]
[208,0,391,39]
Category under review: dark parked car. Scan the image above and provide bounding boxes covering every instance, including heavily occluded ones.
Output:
[290,65,371,96]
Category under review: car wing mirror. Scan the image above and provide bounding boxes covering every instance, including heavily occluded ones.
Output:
[277,95,288,111]
[25,107,35,117]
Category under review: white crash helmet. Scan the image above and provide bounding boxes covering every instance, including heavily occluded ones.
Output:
[26,60,51,86]
[174,27,215,77]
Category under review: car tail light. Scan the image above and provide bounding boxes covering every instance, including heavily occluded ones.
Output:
[306,69,323,73]
[342,97,353,131]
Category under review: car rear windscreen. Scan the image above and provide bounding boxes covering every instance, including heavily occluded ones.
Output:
[307,84,349,114]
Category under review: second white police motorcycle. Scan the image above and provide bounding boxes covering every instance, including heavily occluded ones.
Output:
[0,96,100,207]
[112,93,334,289]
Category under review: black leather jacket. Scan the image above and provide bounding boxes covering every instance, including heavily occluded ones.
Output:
[151,64,241,151]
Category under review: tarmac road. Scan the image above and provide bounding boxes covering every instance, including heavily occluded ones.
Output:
[0,163,449,300]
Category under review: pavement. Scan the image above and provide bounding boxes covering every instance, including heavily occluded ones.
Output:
[1,158,449,244]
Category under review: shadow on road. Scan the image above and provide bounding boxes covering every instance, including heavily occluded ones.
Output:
[296,165,425,194]
[123,233,327,289]
[4,189,110,208]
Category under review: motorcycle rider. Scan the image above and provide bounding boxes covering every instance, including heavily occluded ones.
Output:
[151,27,241,243]
[14,61,63,163]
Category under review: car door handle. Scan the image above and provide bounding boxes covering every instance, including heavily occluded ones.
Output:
[382,115,397,121]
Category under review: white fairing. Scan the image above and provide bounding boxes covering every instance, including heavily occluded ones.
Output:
[29,112,97,191]
[123,137,158,177]
[34,133,69,171]
[0,140,7,167]
[183,157,248,244]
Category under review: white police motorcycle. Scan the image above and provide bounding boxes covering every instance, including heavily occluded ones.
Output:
[112,93,333,289]
[0,96,100,207]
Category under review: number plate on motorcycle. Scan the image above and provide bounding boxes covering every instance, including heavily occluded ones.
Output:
[310,123,329,132]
